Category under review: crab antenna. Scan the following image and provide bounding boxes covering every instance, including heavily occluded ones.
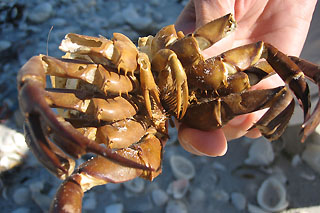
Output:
[46,26,54,56]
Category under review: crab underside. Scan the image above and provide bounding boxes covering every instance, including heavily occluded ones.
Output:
[17,14,320,212]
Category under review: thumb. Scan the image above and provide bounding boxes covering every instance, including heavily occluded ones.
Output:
[193,0,235,28]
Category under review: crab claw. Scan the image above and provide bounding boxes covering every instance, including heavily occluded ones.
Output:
[193,13,236,50]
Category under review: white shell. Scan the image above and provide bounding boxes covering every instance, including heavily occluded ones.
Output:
[257,177,288,212]
[169,155,195,180]
[231,192,247,210]
[302,142,320,175]
[245,137,274,166]
[151,189,168,206]
[166,179,189,199]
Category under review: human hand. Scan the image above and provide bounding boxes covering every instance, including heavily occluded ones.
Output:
[175,0,317,156]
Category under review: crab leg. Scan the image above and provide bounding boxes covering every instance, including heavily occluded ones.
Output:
[288,56,320,141]
[182,86,285,130]
[200,41,310,122]
[42,55,135,95]
[248,87,295,140]
[45,90,138,122]
[51,134,163,213]
[18,56,152,178]
[59,33,138,74]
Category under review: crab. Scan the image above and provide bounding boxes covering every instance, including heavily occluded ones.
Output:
[17,14,320,212]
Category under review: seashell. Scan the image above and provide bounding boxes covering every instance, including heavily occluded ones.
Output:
[257,177,288,212]
[302,142,320,175]
[105,203,124,213]
[151,188,168,206]
[248,203,269,213]
[245,137,274,166]
[167,179,189,199]
[231,192,247,211]
[170,155,195,180]
[123,178,145,193]
[300,171,316,181]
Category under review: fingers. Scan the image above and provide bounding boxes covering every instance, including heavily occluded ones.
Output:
[175,0,195,33]
[178,123,228,157]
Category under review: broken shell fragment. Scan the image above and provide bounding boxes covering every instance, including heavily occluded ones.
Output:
[245,137,274,166]
[257,177,288,212]
[169,155,195,180]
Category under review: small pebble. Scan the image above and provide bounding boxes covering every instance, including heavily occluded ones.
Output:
[11,207,30,213]
[291,154,302,167]
[83,197,97,210]
[28,181,44,194]
[105,203,124,213]
[212,189,229,202]
[231,192,247,211]
[0,40,11,52]
[166,200,188,213]
[189,188,205,203]
[212,162,226,171]
[151,188,168,206]
[123,178,145,193]
[31,192,52,212]
[122,4,153,31]
[13,187,30,205]
[105,183,121,191]
[27,3,53,23]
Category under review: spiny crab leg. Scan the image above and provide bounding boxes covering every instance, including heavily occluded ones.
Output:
[18,56,153,178]
[288,56,320,141]
[42,55,135,95]
[51,134,163,213]
[152,49,189,119]
[59,33,138,75]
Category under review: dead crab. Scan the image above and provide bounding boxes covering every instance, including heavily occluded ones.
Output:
[17,14,320,212]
